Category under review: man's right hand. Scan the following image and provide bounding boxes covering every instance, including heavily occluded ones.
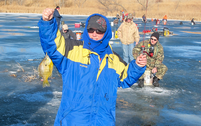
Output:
[42,8,54,21]
[136,54,147,67]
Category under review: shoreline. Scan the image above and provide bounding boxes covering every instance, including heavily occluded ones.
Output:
[1,13,200,23]
[1,0,201,21]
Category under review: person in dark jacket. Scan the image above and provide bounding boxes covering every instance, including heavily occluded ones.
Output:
[142,14,147,23]
[191,18,195,25]
[38,8,147,126]
[60,24,76,40]
[53,6,62,29]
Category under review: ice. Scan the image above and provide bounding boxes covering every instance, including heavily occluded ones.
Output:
[118,85,179,96]
[161,110,201,125]
[0,13,201,126]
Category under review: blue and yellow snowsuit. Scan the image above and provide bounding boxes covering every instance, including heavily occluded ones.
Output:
[38,13,146,126]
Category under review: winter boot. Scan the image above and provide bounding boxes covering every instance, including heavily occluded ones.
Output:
[138,79,144,88]
[153,76,159,87]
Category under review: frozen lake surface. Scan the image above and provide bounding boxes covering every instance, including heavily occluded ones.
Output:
[0,13,201,126]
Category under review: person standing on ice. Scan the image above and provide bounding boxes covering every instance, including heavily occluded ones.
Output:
[142,14,147,23]
[53,6,62,29]
[38,8,147,125]
[191,18,195,25]
[133,32,168,88]
[162,15,167,22]
[117,13,140,64]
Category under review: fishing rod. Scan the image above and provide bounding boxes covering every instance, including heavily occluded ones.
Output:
[141,0,149,54]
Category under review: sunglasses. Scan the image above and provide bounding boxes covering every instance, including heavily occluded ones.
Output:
[151,38,157,41]
[87,28,105,34]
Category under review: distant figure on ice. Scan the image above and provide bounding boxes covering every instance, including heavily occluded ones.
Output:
[38,8,147,126]
[60,24,76,40]
[142,14,147,23]
[191,18,195,25]
[117,13,140,64]
[113,13,120,25]
[53,6,62,29]
[162,15,167,25]
[156,19,160,25]
[120,10,125,22]
[162,15,167,22]
[180,21,183,25]
[133,32,168,88]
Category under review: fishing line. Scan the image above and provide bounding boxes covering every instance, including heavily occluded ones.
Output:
[142,0,149,46]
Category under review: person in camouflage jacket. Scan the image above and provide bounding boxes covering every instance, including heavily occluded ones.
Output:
[133,32,168,87]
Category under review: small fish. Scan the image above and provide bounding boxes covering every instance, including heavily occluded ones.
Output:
[38,53,53,87]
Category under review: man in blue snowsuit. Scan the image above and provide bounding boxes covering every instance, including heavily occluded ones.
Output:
[38,8,147,126]
[53,6,62,29]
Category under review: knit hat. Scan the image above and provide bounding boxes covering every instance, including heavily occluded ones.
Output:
[127,13,133,19]
[87,15,107,32]
[62,24,68,30]
[151,32,159,40]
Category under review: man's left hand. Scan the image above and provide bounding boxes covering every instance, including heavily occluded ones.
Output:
[152,67,157,74]
[136,54,147,67]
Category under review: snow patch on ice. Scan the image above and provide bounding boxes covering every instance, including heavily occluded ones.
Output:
[162,110,201,125]
[118,85,179,96]
[18,91,62,102]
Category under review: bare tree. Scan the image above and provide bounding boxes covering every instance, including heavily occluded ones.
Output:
[4,0,7,5]
[2,0,17,5]
[59,0,66,7]
[97,0,127,15]
[175,0,180,10]
[155,0,163,2]
[137,0,159,11]
[74,0,86,8]
[8,0,13,4]
[17,0,24,5]
[53,0,73,7]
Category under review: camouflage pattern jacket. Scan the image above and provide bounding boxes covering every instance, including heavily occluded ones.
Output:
[117,20,140,45]
[133,39,164,70]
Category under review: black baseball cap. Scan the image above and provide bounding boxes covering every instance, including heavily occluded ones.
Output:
[87,15,107,32]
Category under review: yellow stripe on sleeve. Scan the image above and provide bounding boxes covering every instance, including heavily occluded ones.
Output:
[120,65,129,81]
[55,30,65,56]
[107,54,128,81]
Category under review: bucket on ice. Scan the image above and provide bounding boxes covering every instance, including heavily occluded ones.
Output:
[115,31,118,39]
[112,31,114,39]
[76,32,82,40]
[164,29,169,36]
[111,22,114,27]
[163,20,167,25]
[75,23,80,28]
[144,70,153,86]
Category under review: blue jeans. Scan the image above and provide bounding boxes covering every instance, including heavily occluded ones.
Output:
[122,43,135,64]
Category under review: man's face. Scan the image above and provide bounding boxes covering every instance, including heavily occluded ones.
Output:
[126,18,132,23]
[63,29,67,33]
[88,28,105,41]
[150,36,158,45]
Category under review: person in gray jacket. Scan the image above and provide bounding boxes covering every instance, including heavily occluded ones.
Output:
[60,24,76,40]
